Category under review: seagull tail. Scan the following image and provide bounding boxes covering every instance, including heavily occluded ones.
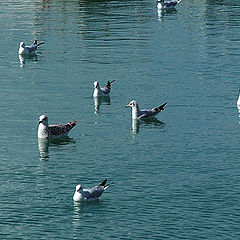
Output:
[65,120,77,131]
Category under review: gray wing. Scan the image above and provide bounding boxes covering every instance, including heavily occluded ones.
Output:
[164,0,178,7]
[100,86,110,95]
[138,109,159,119]
[84,186,104,199]
[26,45,37,53]
[139,102,167,119]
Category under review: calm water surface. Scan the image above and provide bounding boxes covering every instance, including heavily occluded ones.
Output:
[1,0,240,239]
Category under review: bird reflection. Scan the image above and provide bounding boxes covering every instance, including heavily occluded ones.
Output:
[157,4,178,20]
[157,8,163,19]
[132,119,141,134]
[19,54,38,68]
[131,118,165,134]
[38,138,49,159]
[38,137,75,159]
[237,89,240,123]
[93,96,111,113]
[73,201,102,223]
[237,89,240,112]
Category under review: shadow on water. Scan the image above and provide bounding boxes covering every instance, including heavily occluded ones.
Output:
[131,118,165,134]
[93,96,111,113]
[38,137,76,160]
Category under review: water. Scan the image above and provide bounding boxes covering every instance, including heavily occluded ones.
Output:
[1,0,240,239]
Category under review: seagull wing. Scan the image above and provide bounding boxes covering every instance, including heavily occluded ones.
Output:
[26,45,37,53]
[164,1,178,7]
[100,86,110,95]
[85,186,104,199]
[100,80,115,95]
[138,102,167,119]
[49,120,77,136]
[151,102,167,112]
[138,109,159,119]
[99,178,108,187]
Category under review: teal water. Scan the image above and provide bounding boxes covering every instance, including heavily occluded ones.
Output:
[1,0,240,239]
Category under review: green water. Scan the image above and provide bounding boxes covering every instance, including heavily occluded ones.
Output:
[1,0,240,239]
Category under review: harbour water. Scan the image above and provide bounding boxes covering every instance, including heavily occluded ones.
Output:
[1,0,240,239]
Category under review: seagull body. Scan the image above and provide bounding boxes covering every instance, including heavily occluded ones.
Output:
[18,40,44,55]
[126,100,167,120]
[73,179,109,202]
[38,115,77,139]
[157,0,181,9]
[237,89,240,111]
[93,80,115,97]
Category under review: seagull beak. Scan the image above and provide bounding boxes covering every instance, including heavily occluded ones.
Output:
[125,104,129,108]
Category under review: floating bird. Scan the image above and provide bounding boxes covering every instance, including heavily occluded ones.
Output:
[237,89,240,111]
[38,115,77,139]
[93,80,115,97]
[126,100,167,120]
[73,179,110,202]
[18,40,44,55]
[157,0,181,9]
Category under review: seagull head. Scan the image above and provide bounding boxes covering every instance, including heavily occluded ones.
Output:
[125,100,137,108]
[39,115,48,125]
[33,40,38,45]
[20,42,25,48]
[76,184,83,192]
[94,81,100,89]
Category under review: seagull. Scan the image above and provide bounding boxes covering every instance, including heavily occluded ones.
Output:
[38,115,77,139]
[18,40,44,55]
[73,179,110,202]
[157,0,181,9]
[126,100,167,120]
[237,89,240,111]
[93,80,115,97]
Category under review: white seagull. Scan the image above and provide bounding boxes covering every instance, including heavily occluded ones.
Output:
[126,100,167,120]
[157,0,181,9]
[93,80,115,97]
[18,40,44,55]
[73,179,110,202]
[38,115,77,139]
[237,89,240,111]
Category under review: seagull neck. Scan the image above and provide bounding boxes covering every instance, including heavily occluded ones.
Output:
[38,123,49,138]
[132,104,140,119]
[96,84,101,90]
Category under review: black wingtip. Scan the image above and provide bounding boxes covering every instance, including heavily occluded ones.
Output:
[159,102,167,110]
[106,80,116,88]
[110,80,116,84]
[99,178,108,186]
